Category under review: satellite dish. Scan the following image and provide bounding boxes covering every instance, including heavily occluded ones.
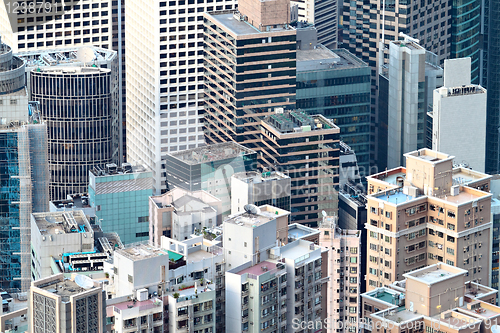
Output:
[492,325,500,333]
[77,46,96,64]
[75,275,94,290]
[45,216,57,223]
[321,210,327,217]
[244,204,261,215]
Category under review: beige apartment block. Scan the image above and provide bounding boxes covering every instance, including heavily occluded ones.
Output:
[361,263,500,333]
[365,149,492,291]
[319,216,362,333]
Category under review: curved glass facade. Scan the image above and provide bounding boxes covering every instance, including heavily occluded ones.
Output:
[30,68,114,200]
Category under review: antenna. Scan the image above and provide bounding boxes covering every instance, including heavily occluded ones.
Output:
[244,204,261,215]
[77,47,96,66]
[75,275,94,290]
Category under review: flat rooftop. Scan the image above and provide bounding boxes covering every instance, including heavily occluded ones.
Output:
[381,308,421,323]
[459,302,500,319]
[113,298,162,312]
[297,47,367,72]
[465,282,497,299]
[35,278,98,301]
[392,40,425,51]
[236,261,276,276]
[188,248,216,262]
[33,211,91,236]
[373,188,419,204]
[364,289,403,306]
[117,243,178,262]
[279,239,317,262]
[91,164,149,177]
[404,263,466,285]
[51,193,91,209]
[225,212,275,228]
[207,12,291,36]
[452,167,490,186]
[264,112,339,135]
[368,168,406,186]
[16,46,116,68]
[33,66,110,74]
[169,142,255,165]
[404,148,454,164]
[288,224,319,241]
[232,171,290,183]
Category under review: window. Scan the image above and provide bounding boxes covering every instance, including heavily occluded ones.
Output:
[138,216,148,223]
[349,307,357,313]
[447,247,455,255]
[350,248,357,254]
[350,257,357,263]
[385,211,392,218]
[447,223,455,231]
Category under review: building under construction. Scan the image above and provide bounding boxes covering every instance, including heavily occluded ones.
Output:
[0,36,49,291]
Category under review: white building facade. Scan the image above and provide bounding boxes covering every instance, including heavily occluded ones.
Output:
[125,0,238,192]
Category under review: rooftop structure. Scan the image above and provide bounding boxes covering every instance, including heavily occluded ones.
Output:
[32,210,92,236]
[403,264,466,285]
[16,46,117,68]
[297,46,367,71]
[263,111,336,135]
[169,142,256,166]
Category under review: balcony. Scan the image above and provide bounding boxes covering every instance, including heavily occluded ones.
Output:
[241,302,249,311]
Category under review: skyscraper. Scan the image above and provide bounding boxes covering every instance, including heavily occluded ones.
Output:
[0,37,49,290]
[385,38,442,169]
[125,0,237,193]
[30,66,117,200]
[0,0,127,159]
[290,0,337,49]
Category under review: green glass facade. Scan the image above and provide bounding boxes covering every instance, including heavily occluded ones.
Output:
[451,0,481,83]
[296,49,371,173]
[89,171,153,244]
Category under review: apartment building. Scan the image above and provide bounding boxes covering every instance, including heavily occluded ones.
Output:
[231,171,291,215]
[167,285,216,333]
[361,263,499,333]
[106,295,165,333]
[430,58,487,172]
[223,204,290,269]
[29,273,106,333]
[226,238,326,333]
[319,216,362,333]
[149,187,222,247]
[365,149,492,291]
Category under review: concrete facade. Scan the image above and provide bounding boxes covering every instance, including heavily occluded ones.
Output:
[230,171,291,215]
[431,58,487,172]
[366,149,492,291]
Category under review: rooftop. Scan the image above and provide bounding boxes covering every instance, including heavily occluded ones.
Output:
[459,301,500,319]
[403,263,466,285]
[278,239,318,262]
[51,193,91,209]
[452,167,490,186]
[364,288,404,306]
[91,163,149,177]
[465,282,497,300]
[404,148,454,164]
[232,171,290,183]
[117,243,179,262]
[236,261,277,276]
[368,168,406,186]
[113,298,162,312]
[16,46,117,68]
[288,223,319,241]
[31,66,110,75]
[264,111,339,134]
[392,40,425,52]
[373,188,420,204]
[34,275,99,302]
[169,142,256,165]
[225,211,275,228]
[206,11,292,37]
[32,211,92,236]
[297,46,368,72]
